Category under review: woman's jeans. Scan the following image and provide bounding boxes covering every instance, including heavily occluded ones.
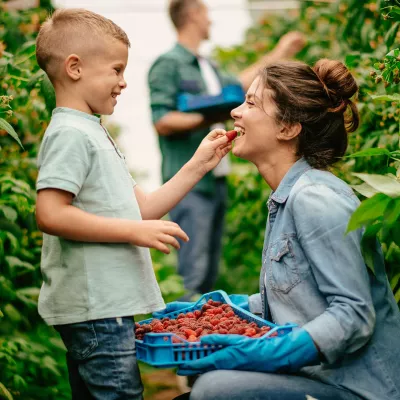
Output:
[55,317,143,400]
[188,370,363,400]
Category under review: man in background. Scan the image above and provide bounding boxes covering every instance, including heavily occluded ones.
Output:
[148,0,305,303]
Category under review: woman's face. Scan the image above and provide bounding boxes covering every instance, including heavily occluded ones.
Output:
[231,77,283,164]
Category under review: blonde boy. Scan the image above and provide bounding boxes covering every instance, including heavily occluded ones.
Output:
[35,9,231,399]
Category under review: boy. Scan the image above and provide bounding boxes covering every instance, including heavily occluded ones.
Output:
[35,9,231,399]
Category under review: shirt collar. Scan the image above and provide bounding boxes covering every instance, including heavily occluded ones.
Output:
[270,158,312,204]
[174,43,198,64]
[52,107,101,123]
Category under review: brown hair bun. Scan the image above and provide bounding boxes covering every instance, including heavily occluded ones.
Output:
[313,59,359,132]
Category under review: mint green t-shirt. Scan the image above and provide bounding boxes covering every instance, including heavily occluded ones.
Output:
[36,107,165,325]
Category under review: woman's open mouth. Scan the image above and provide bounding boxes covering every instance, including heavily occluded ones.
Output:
[234,126,245,138]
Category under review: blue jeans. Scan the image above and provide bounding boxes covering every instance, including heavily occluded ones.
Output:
[55,317,143,400]
[169,179,227,300]
[188,370,363,400]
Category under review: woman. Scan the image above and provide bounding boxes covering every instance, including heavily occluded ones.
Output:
[165,59,400,400]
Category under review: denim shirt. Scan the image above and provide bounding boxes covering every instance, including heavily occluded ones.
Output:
[250,158,400,400]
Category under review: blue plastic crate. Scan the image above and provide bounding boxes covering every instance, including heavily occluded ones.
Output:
[177,84,245,113]
[136,290,296,368]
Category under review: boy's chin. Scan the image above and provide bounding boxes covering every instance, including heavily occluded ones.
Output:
[93,107,115,116]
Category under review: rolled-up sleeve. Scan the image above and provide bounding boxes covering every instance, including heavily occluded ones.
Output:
[291,184,376,364]
[36,128,91,196]
[148,57,179,123]
[249,293,262,315]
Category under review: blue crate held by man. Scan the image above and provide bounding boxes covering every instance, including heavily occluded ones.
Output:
[177,85,245,113]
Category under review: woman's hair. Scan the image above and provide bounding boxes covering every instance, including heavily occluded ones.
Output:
[258,59,359,169]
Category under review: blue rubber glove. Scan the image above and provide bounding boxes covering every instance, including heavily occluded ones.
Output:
[153,295,249,318]
[228,294,249,311]
[152,301,193,319]
[177,328,319,376]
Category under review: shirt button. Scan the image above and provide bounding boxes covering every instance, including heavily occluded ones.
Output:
[261,289,265,295]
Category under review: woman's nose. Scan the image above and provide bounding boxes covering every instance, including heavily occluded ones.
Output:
[231,103,242,120]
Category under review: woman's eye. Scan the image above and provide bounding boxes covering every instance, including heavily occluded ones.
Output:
[246,101,254,106]
[114,68,121,74]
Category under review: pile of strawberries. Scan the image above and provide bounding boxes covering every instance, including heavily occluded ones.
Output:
[135,299,276,343]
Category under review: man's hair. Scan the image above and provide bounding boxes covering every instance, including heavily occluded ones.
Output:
[168,0,200,29]
[36,8,130,82]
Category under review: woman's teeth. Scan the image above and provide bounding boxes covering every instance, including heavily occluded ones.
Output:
[234,127,245,137]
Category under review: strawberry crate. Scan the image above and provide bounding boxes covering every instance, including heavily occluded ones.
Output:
[135,290,296,368]
[177,84,245,113]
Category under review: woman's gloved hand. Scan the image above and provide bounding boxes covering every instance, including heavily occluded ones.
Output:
[177,328,319,376]
[152,301,193,319]
[228,294,249,310]
[153,294,249,319]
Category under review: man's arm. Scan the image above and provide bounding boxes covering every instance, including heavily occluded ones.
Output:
[154,111,205,136]
[238,31,306,91]
[149,55,231,136]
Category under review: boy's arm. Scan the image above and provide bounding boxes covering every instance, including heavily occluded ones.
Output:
[135,129,231,220]
[36,189,188,254]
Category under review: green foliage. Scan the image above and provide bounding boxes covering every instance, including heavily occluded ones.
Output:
[0,4,69,399]
[214,0,400,300]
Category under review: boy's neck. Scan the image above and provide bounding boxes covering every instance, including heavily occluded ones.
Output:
[55,89,94,115]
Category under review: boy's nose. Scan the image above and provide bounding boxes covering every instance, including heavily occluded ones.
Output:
[119,78,127,89]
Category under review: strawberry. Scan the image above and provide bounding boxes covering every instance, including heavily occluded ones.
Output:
[226,130,237,142]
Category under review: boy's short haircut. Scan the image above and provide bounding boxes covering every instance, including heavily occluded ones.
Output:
[36,8,130,83]
[169,0,200,29]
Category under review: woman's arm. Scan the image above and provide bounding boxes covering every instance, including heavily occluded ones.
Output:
[291,183,376,364]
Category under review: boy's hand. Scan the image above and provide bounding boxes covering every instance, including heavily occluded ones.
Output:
[191,129,232,175]
[129,220,189,254]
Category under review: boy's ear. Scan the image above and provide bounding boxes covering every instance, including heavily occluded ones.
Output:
[277,122,302,141]
[65,54,82,81]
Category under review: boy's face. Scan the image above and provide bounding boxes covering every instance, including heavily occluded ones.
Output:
[79,37,128,115]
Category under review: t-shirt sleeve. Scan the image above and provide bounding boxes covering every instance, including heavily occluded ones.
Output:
[36,127,92,196]
[148,57,179,123]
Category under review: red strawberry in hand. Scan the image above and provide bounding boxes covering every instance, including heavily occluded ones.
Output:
[225,130,237,142]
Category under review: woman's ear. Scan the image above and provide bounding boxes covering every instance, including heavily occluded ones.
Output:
[65,54,82,81]
[277,122,302,141]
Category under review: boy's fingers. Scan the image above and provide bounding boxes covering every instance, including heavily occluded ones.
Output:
[155,242,170,254]
[166,226,189,242]
[207,129,226,140]
[160,234,180,250]
[211,134,229,147]
[164,221,180,229]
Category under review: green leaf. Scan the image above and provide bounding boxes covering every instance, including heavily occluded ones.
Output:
[0,206,17,222]
[0,118,23,148]
[345,148,391,158]
[40,74,56,112]
[371,94,400,102]
[345,53,360,68]
[384,198,400,226]
[390,272,400,291]
[5,256,35,277]
[385,22,400,48]
[0,382,13,400]
[347,193,392,232]
[353,173,400,198]
[361,227,378,275]
[351,183,379,198]
[2,304,22,324]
